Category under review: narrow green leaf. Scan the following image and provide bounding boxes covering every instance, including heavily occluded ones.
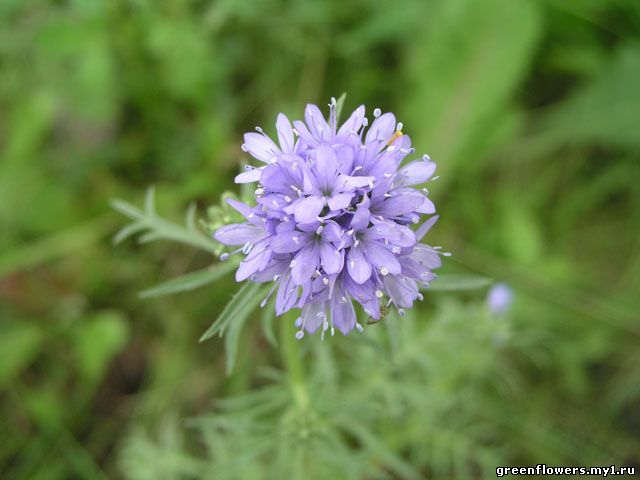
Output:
[144,186,156,216]
[139,261,237,299]
[334,92,347,124]
[113,222,146,245]
[260,301,278,347]
[224,285,270,375]
[427,274,494,291]
[199,281,263,343]
[110,199,144,220]
[185,202,197,231]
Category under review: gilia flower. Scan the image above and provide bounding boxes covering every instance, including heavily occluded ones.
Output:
[214,98,447,339]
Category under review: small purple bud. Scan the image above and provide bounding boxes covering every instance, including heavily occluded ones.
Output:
[487,283,514,314]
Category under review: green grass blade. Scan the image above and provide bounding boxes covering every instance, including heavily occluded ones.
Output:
[427,274,494,291]
[139,261,238,299]
[199,281,263,343]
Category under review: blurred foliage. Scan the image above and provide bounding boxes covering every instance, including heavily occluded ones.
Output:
[1,0,639,478]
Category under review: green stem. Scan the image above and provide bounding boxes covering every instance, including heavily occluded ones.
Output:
[281,314,310,411]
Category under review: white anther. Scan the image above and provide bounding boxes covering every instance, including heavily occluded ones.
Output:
[373,108,381,118]
[295,330,305,340]
[322,277,329,285]
[375,290,384,298]
[219,253,229,261]
[392,247,401,254]
[356,323,364,332]
[285,196,292,202]
[241,144,248,152]
[380,267,389,276]
[255,187,264,195]
[255,126,263,133]
[396,122,403,131]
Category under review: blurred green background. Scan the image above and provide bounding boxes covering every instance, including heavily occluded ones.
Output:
[1,0,639,478]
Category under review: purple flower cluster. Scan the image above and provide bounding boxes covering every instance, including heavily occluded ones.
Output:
[214,98,446,339]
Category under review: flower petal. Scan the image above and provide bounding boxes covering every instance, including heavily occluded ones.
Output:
[234,168,263,184]
[276,113,295,153]
[335,174,374,192]
[337,105,366,136]
[410,244,442,269]
[302,301,325,333]
[314,143,338,192]
[383,275,418,308]
[235,247,271,281]
[365,112,396,144]
[289,195,325,224]
[331,295,356,335]
[394,160,436,187]
[364,241,401,276]
[320,242,343,275]
[327,192,353,211]
[214,223,262,246]
[305,104,331,143]
[292,120,319,147]
[243,132,279,163]
[226,198,255,221]
[347,244,372,284]
[374,192,425,217]
[291,243,319,285]
[271,230,309,254]
[415,215,439,241]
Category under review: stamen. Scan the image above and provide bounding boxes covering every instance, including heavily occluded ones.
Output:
[295,330,305,340]
[387,130,403,146]
[219,253,230,261]
[375,290,384,298]
[373,108,381,118]
[380,267,389,276]
[356,323,364,332]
